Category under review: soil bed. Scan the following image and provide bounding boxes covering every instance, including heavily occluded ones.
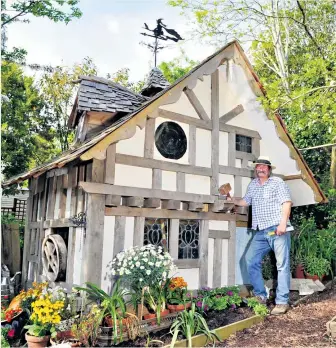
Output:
[214,283,336,347]
[116,307,252,347]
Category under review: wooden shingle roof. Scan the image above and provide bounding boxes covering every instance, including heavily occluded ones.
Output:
[141,67,170,97]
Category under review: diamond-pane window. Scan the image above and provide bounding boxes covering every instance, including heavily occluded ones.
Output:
[178,220,200,259]
[236,134,252,153]
[144,218,169,251]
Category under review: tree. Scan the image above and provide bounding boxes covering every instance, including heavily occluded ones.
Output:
[1,61,58,184]
[107,68,145,94]
[39,57,98,151]
[159,53,198,83]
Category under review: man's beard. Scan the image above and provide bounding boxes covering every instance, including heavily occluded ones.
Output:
[257,170,267,175]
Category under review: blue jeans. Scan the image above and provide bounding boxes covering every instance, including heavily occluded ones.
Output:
[247,225,291,304]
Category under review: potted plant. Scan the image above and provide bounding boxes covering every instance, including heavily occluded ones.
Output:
[24,292,65,347]
[304,254,331,280]
[111,244,177,320]
[167,277,192,312]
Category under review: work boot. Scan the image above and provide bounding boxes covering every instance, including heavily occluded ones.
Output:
[252,295,267,305]
[271,304,289,315]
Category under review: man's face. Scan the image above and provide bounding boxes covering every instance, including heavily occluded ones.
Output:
[255,164,270,179]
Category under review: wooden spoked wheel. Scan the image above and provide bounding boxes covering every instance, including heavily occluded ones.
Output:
[42,234,67,282]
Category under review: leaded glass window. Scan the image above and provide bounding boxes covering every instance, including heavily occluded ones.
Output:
[236,134,252,153]
[178,220,200,259]
[144,218,169,251]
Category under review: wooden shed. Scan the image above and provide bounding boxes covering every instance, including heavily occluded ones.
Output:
[2,40,326,291]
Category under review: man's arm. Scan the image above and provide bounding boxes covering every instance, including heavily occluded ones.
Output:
[276,201,292,235]
[231,197,249,207]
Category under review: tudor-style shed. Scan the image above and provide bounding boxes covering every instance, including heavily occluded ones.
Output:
[2,40,326,292]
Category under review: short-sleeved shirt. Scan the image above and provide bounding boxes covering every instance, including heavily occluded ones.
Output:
[243,176,292,230]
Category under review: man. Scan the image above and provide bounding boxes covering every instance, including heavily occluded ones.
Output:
[233,156,292,315]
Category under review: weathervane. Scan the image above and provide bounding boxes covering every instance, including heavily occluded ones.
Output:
[140,19,183,67]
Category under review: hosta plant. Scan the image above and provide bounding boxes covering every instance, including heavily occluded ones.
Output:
[169,303,220,348]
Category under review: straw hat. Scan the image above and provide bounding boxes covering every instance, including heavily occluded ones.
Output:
[250,156,276,169]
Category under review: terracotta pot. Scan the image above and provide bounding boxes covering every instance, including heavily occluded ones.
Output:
[25,333,50,348]
[295,264,305,279]
[104,316,128,327]
[168,304,188,312]
[305,273,325,281]
[160,309,170,317]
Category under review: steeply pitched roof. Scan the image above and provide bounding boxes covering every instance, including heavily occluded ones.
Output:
[68,76,149,128]
[141,67,170,97]
[1,41,327,204]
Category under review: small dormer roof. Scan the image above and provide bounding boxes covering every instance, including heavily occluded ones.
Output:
[140,67,170,97]
[68,76,149,128]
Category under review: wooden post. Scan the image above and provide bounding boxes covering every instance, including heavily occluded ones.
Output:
[199,220,209,287]
[144,117,155,159]
[213,239,222,288]
[189,125,196,166]
[169,219,179,259]
[211,69,219,195]
[133,217,145,247]
[113,216,126,256]
[1,223,21,274]
[227,220,236,285]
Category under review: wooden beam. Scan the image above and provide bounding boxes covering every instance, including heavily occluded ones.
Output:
[284,174,303,181]
[227,221,236,285]
[236,151,255,161]
[177,172,185,192]
[106,194,121,206]
[199,220,209,287]
[123,196,144,207]
[144,117,155,159]
[211,69,219,195]
[184,88,210,121]
[169,219,179,259]
[209,230,230,239]
[92,158,105,183]
[219,123,261,139]
[152,168,162,189]
[105,206,236,221]
[116,153,212,177]
[143,198,161,208]
[158,108,212,130]
[113,216,126,256]
[174,259,200,269]
[219,104,244,123]
[161,200,181,210]
[46,176,57,220]
[79,181,215,203]
[228,132,236,167]
[219,165,254,177]
[252,138,260,158]
[234,175,242,197]
[213,239,222,287]
[188,202,204,211]
[188,125,196,166]
[133,217,145,247]
[105,143,116,184]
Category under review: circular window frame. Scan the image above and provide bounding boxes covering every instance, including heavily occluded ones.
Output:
[155,121,187,160]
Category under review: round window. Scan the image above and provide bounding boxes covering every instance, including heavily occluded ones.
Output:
[155,121,187,160]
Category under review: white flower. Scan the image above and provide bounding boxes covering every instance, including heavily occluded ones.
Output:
[146,270,151,275]
[125,269,131,275]
[139,278,143,282]
[162,271,167,278]
[136,261,141,267]
[140,266,144,270]
[155,261,161,267]
[117,253,124,260]
[118,262,122,266]
[150,250,156,255]
[130,265,134,269]
[158,255,164,260]
[143,252,149,256]
[143,258,148,262]
[112,269,116,275]
[134,256,138,261]
[119,269,124,276]
[148,262,154,266]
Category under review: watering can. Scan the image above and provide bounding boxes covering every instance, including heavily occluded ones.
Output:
[1,264,21,306]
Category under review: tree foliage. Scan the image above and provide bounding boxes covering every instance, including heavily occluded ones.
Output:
[39,57,98,151]
[107,68,145,94]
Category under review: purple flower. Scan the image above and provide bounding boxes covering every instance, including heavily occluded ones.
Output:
[186,293,191,298]
[196,301,202,308]
[227,291,233,296]
[204,305,209,311]
[198,295,203,299]
[231,304,236,309]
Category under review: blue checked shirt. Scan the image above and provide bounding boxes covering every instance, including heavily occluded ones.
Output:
[243,176,292,230]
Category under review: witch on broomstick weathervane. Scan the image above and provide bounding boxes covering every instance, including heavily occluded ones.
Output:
[140,19,183,67]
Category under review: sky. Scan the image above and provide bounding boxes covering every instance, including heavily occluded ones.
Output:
[6,0,219,82]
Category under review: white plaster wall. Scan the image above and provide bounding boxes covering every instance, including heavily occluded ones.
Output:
[124,217,135,250]
[286,179,316,207]
[219,132,229,166]
[73,227,84,285]
[241,177,252,197]
[192,76,211,118]
[209,220,229,231]
[235,159,242,168]
[101,216,115,293]
[185,174,211,195]
[175,268,199,290]
[196,128,211,167]
[221,239,229,286]
[154,117,189,165]
[162,171,177,191]
[207,238,214,288]
[116,126,145,157]
[159,92,199,118]
[219,174,235,196]
[114,164,152,188]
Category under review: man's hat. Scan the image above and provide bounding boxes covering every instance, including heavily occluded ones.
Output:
[250,156,276,169]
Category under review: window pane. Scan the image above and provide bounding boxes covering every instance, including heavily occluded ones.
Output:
[144,218,169,251]
[236,134,252,153]
[178,220,199,259]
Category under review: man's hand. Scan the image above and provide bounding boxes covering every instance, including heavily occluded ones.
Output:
[228,197,248,207]
[276,223,287,235]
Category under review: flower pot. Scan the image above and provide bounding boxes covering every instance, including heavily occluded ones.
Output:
[104,316,128,327]
[25,333,50,348]
[305,273,325,281]
[295,264,305,279]
[168,303,190,312]
[143,313,156,325]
